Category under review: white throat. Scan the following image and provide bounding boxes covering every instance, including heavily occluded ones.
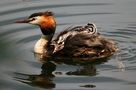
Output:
[34,35,53,54]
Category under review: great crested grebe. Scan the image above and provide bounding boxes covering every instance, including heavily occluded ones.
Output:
[15,11,117,58]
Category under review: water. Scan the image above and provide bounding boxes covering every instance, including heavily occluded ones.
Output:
[0,0,136,90]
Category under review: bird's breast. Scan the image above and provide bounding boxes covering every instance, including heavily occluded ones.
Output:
[34,38,48,54]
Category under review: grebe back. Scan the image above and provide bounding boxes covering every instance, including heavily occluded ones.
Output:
[15,11,117,58]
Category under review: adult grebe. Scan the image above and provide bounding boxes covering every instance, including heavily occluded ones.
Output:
[15,11,117,58]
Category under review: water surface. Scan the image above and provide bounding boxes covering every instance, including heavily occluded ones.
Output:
[0,0,136,90]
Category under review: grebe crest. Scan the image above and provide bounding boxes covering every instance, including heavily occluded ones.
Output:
[15,11,117,58]
[15,11,56,54]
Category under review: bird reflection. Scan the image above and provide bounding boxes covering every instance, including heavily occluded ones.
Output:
[14,53,109,89]
[66,65,97,76]
[14,61,56,89]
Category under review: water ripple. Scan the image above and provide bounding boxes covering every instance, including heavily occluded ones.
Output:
[0,12,115,26]
[0,3,112,15]
[0,0,136,90]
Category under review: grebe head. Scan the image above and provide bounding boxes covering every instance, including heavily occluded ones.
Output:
[15,11,56,35]
[15,11,56,54]
[85,23,97,34]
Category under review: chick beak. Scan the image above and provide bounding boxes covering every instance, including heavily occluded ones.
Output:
[52,45,57,54]
[52,44,64,54]
[52,45,58,54]
[15,19,31,23]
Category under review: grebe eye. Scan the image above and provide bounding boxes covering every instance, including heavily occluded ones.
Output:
[87,27,93,32]
[32,18,36,21]
[58,41,64,45]
[88,28,93,32]
[29,17,36,21]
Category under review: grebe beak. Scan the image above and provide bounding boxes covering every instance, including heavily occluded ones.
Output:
[15,19,31,23]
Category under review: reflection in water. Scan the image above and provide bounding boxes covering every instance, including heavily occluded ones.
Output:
[0,0,136,90]
[14,53,109,89]
[14,61,56,89]
[66,64,96,76]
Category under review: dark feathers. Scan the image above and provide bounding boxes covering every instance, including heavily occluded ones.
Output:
[53,33,117,58]
[52,23,117,58]
[29,11,53,18]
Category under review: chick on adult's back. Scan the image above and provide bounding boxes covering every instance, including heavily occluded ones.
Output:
[53,23,117,58]
[15,11,117,59]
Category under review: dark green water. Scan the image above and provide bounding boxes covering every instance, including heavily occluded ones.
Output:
[0,0,136,90]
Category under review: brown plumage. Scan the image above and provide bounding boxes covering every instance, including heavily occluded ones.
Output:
[53,32,117,58]
[15,11,117,59]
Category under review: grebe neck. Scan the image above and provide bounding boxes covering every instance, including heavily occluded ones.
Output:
[34,17,56,54]
[34,34,54,54]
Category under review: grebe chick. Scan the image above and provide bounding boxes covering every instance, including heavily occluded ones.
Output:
[52,23,97,53]
[15,11,117,58]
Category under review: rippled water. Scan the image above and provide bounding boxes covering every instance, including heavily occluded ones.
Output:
[0,0,136,90]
